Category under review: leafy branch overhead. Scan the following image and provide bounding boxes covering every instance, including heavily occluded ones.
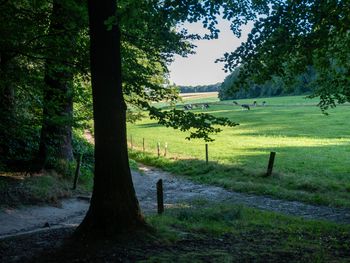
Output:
[219,1,350,111]
[115,0,273,140]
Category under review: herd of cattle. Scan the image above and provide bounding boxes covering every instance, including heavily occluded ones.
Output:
[183,101,267,111]
[183,103,210,110]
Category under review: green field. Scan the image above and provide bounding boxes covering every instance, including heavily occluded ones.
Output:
[127,95,350,208]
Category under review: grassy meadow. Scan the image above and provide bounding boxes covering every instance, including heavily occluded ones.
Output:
[127,94,350,208]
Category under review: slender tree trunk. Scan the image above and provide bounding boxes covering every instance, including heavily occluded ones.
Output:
[37,0,74,169]
[76,0,145,236]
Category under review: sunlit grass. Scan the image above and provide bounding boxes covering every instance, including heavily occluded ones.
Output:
[128,95,350,207]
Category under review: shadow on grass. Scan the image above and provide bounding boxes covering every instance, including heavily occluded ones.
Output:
[129,147,350,208]
[136,122,163,128]
[4,203,350,263]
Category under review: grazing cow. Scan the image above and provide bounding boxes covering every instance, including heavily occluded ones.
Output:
[184,104,192,110]
[241,104,250,110]
[253,101,257,106]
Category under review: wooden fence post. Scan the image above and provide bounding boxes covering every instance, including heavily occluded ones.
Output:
[72,154,83,190]
[157,179,164,214]
[266,152,276,176]
[157,142,160,158]
[205,143,209,164]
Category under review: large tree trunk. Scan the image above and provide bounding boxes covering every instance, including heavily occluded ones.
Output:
[37,0,74,169]
[76,0,145,236]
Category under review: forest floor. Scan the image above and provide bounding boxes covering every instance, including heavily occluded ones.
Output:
[1,164,350,262]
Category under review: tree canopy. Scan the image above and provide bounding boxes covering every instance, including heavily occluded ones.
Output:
[219,0,350,110]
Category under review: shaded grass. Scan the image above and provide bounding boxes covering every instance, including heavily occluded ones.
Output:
[0,157,140,208]
[0,128,142,208]
[3,202,349,262]
[0,171,73,208]
[146,202,350,262]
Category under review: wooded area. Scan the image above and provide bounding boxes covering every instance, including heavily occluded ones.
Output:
[1,0,349,253]
[218,66,316,100]
[0,0,267,237]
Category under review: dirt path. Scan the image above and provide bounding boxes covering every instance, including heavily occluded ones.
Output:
[136,165,350,224]
[0,199,89,239]
[1,164,350,238]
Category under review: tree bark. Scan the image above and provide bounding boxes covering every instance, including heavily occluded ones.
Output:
[76,0,145,236]
[37,0,74,169]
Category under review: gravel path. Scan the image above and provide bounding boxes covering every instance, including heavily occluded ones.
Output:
[1,164,350,238]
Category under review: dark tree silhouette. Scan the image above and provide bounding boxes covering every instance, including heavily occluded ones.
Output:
[76,0,145,236]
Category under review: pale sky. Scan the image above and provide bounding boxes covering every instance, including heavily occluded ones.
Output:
[168,19,253,86]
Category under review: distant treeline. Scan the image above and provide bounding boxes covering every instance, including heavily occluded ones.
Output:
[178,66,316,100]
[179,83,221,93]
[219,67,316,100]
